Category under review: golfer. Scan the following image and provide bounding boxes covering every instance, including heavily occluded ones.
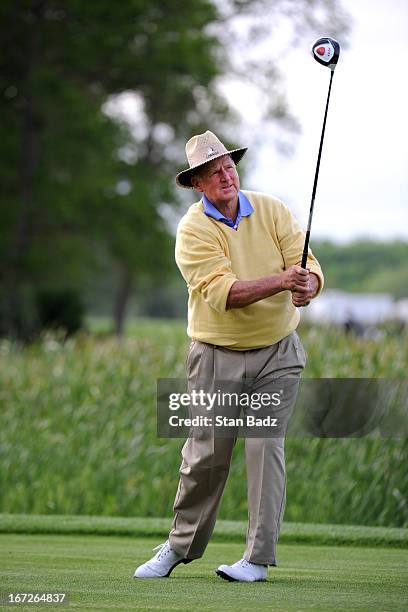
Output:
[134,130,324,582]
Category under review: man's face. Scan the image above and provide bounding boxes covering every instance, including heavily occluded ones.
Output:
[192,155,240,206]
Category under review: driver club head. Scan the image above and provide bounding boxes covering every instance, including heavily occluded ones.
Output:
[311,37,340,71]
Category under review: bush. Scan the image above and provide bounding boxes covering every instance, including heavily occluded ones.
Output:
[0,322,407,526]
[35,288,84,336]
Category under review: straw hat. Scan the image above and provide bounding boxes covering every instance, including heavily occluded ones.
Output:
[175,130,247,189]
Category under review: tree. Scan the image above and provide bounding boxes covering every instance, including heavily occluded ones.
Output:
[0,0,351,338]
[313,239,408,298]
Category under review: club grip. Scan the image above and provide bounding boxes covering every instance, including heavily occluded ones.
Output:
[301,230,310,269]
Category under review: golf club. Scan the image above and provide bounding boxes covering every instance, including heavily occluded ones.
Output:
[301,37,340,269]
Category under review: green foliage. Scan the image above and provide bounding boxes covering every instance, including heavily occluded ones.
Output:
[0,0,351,338]
[0,0,230,337]
[0,321,406,526]
[312,239,408,298]
[36,288,84,336]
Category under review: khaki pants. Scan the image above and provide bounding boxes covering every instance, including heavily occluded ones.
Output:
[169,331,306,566]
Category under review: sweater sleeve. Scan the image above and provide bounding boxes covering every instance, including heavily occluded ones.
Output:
[275,200,325,295]
[175,223,237,313]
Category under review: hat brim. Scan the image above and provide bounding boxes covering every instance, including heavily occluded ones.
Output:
[175,147,248,189]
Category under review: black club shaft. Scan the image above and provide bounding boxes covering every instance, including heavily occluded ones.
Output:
[301,69,335,269]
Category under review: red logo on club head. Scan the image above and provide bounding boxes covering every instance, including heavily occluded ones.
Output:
[316,46,326,56]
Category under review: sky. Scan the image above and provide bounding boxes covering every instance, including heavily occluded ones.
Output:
[222,0,408,243]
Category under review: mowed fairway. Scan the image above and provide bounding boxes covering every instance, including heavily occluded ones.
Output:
[1,535,407,611]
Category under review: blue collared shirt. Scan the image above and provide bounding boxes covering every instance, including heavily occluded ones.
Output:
[203,191,254,230]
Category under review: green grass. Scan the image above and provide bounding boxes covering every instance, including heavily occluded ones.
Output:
[1,514,407,549]
[1,534,407,611]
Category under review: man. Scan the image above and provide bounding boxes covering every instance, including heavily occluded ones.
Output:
[134,130,323,582]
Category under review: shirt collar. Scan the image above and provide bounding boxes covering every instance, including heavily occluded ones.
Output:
[202,191,254,222]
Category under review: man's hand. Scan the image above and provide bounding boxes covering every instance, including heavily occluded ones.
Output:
[291,271,320,307]
[226,267,320,310]
[281,265,310,293]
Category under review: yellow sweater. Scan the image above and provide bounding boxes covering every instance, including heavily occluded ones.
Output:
[175,190,324,350]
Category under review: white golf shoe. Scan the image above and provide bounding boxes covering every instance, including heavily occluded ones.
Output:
[133,540,192,578]
[216,558,267,582]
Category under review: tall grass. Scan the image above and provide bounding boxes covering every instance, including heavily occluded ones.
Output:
[0,320,407,526]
